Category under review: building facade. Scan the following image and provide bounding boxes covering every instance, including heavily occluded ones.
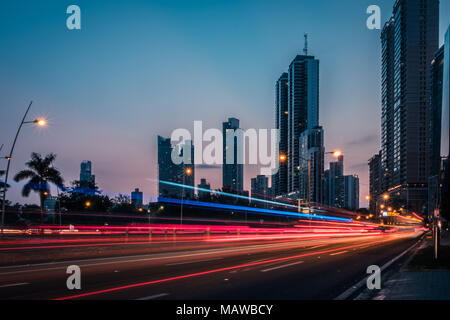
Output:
[131,188,143,207]
[380,0,439,214]
[287,54,319,193]
[299,126,324,204]
[369,151,382,214]
[80,160,95,189]
[222,118,244,192]
[273,72,289,196]
[157,136,195,199]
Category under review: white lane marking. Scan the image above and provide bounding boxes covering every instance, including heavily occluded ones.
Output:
[0,282,29,288]
[166,258,223,266]
[329,250,348,256]
[136,293,169,300]
[307,244,326,249]
[261,260,304,272]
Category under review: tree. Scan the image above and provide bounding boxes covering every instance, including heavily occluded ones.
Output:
[13,153,64,221]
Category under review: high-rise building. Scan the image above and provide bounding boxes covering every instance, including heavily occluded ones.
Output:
[80,160,95,189]
[428,46,444,216]
[442,27,450,219]
[131,188,143,207]
[222,118,244,192]
[251,175,269,199]
[299,126,324,204]
[272,72,289,196]
[343,175,359,211]
[157,136,195,199]
[369,151,382,214]
[287,46,319,193]
[380,0,439,214]
[443,26,450,162]
[324,155,344,207]
[380,19,395,191]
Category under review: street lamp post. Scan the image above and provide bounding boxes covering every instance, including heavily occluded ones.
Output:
[180,167,192,225]
[1,102,46,235]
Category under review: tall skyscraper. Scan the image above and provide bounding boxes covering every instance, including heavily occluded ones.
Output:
[443,26,450,162]
[222,118,244,192]
[442,27,450,218]
[273,72,289,196]
[157,136,195,199]
[380,19,395,191]
[380,0,439,214]
[80,160,95,189]
[287,44,319,193]
[299,126,324,204]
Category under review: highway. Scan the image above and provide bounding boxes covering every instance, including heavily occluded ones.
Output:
[0,228,424,300]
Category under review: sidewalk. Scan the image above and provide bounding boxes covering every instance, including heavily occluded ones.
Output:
[356,231,450,300]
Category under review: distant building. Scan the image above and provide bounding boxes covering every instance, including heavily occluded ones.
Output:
[131,188,143,207]
[251,175,269,199]
[198,178,211,200]
[343,175,359,211]
[369,152,382,214]
[324,155,344,207]
[272,72,289,196]
[299,126,324,204]
[222,118,243,192]
[43,196,57,213]
[157,136,195,199]
[429,46,445,216]
[80,160,95,188]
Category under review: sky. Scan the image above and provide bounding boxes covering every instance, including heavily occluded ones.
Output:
[1,0,449,207]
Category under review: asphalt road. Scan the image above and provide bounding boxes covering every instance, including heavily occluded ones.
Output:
[0,230,423,300]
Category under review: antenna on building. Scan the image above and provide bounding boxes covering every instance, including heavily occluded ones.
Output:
[303,32,308,55]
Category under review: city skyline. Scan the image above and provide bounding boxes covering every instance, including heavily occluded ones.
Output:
[1,0,450,207]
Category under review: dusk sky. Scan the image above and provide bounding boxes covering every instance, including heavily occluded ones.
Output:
[1,0,449,207]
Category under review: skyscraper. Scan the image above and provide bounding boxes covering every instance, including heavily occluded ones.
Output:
[157,136,195,199]
[380,19,395,191]
[380,0,439,214]
[222,118,244,192]
[287,46,319,193]
[273,72,289,196]
[80,160,95,189]
[443,26,450,162]
[299,126,324,204]
[324,155,344,207]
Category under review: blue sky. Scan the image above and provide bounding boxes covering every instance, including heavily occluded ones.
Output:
[1,0,449,207]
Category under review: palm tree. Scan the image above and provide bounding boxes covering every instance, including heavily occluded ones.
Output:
[14,153,64,221]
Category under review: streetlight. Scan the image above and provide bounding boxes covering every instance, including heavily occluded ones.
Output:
[1,102,46,235]
[180,167,192,225]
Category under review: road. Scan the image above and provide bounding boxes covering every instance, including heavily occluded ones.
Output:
[0,229,423,300]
